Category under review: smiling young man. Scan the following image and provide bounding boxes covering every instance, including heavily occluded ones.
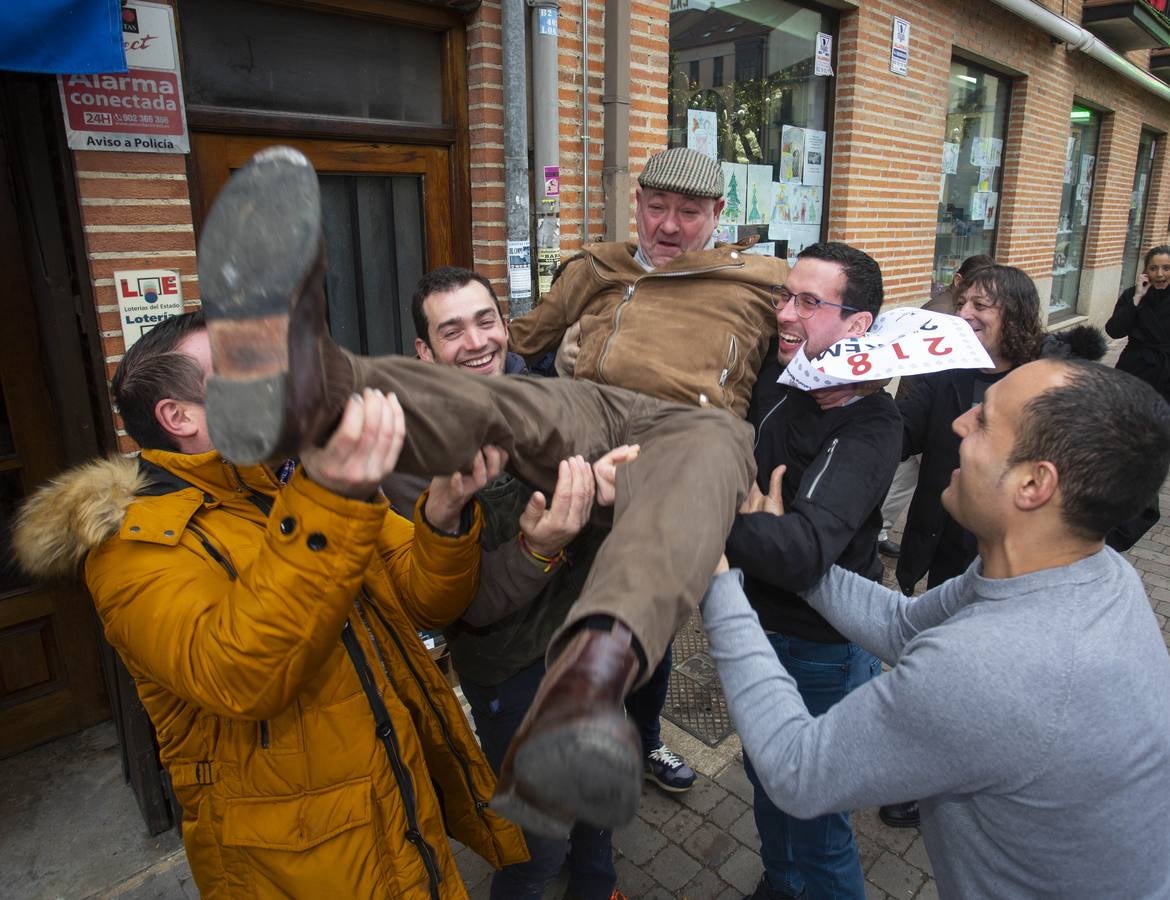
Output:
[724,242,902,900]
[704,359,1170,900]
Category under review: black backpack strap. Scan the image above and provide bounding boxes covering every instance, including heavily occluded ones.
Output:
[339,619,441,899]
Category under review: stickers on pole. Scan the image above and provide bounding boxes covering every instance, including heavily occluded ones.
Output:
[778,308,994,391]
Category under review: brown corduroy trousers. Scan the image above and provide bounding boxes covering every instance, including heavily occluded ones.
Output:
[345,352,756,676]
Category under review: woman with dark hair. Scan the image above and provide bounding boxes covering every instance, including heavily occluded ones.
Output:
[1106,244,1170,401]
[896,264,1046,600]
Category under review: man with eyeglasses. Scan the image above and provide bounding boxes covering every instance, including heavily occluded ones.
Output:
[727,242,902,900]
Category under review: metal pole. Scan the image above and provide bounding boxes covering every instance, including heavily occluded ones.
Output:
[531,0,561,298]
[503,0,533,315]
[602,0,631,241]
[581,0,590,243]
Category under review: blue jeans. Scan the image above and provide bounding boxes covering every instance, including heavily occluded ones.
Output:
[461,659,617,900]
[626,641,673,756]
[743,634,880,900]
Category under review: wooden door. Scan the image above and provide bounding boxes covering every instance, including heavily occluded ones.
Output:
[191,134,457,355]
[0,119,109,758]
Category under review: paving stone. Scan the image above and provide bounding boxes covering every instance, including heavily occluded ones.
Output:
[864,881,891,900]
[678,773,729,815]
[661,806,705,844]
[714,760,755,803]
[682,821,740,869]
[613,814,668,866]
[709,792,750,830]
[642,888,677,900]
[679,867,732,900]
[853,807,918,854]
[903,834,934,875]
[718,843,763,895]
[716,887,745,900]
[613,856,657,898]
[728,806,761,851]
[856,831,884,874]
[645,843,702,892]
[637,784,685,825]
[867,850,928,898]
[914,879,941,899]
[453,844,493,890]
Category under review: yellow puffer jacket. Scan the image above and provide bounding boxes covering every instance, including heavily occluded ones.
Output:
[14,449,527,898]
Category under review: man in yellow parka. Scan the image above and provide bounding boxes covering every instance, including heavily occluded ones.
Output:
[13,311,527,898]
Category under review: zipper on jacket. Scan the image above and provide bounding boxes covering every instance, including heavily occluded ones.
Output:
[595,260,747,387]
[754,395,788,450]
[596,284,635,385]
[258,720,269,749]
[363,594,489,815]
[187,523,240,581]
[805,437,839,500]
[345,613,442,899]
[225,462,275,517]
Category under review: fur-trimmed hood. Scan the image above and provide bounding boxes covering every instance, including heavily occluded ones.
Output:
[12,455,147,580]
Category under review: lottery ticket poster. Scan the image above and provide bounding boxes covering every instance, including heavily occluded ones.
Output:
[777,308,993,391]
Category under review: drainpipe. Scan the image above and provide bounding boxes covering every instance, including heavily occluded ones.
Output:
[987,0,1170,102]
[503,0,533,315]
[531,0,561,298]
[602,0,631,241]
[581,0,591,243]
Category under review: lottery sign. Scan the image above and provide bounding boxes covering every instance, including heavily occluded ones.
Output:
[778,307,994,391]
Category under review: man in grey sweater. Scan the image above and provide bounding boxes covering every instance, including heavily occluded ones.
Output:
[702,358,1170,898]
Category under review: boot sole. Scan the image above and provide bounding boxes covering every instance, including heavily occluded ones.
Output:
[499,713,642,832]
[197,146,321,463]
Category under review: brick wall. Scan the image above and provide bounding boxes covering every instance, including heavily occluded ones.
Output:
[828,0,1170,320]
[73,150,199,453]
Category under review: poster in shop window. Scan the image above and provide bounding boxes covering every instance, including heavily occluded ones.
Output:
[745,165,774,225]
[941,142,959,176]
[58,0,189,153]
[720,162,748,225]
[781,125,805,183]
[686,109,718,161]
[802,130,826,186]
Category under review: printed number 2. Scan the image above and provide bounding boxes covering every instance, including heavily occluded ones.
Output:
[925,337,952,356]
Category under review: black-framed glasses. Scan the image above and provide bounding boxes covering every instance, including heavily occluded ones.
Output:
[770,285,861,319]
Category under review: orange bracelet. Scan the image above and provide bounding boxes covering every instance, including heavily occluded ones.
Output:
[517,533,567,573]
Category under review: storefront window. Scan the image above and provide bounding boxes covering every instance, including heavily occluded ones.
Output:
[933,60,1011,294]
[668,0,835,263]
[1120,130,1158,292]
[1050,104,1101,316]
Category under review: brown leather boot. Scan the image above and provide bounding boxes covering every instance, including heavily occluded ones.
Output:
[198,146,353,464]
[492,622,643,837]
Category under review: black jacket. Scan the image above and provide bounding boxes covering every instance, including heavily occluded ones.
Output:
[895,368,1005,591]
[1106,284,1170,401]
[726,346,902,642]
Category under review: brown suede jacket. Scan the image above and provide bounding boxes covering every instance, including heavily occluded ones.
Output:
[508,240,785,417]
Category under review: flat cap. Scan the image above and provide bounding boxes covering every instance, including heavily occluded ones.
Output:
[638,147,723,200]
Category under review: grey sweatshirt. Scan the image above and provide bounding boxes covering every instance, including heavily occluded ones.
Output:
[702,549,1170,899]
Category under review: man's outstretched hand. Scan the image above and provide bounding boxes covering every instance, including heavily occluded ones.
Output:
[739,465,786,516]
[592,444,641,507]
[425,446,508,534]
[301,389,406,500]
[520,455,595,555]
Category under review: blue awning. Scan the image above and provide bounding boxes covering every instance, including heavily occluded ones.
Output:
[0,1,127,74]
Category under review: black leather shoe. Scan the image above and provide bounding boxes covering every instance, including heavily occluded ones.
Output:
[879,801,920,829]
[878,539,901,558]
